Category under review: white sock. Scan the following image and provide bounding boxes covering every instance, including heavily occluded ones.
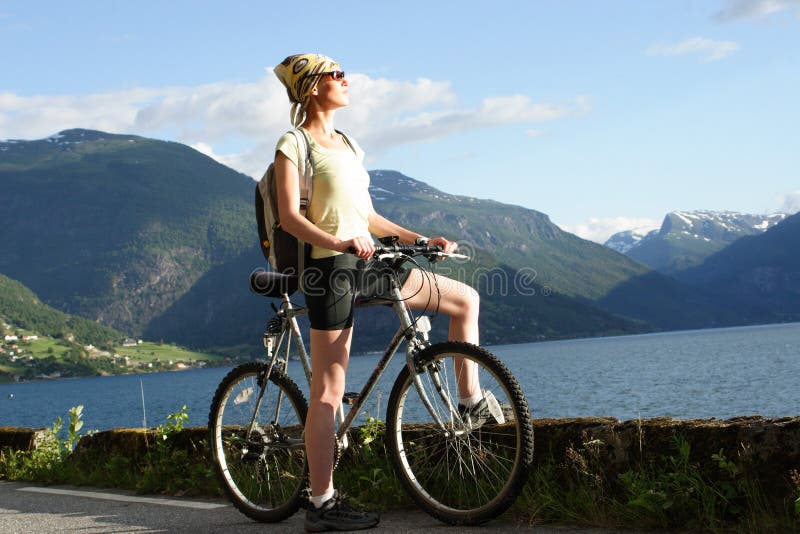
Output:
[460,391,483,408]
[309,489,335,509]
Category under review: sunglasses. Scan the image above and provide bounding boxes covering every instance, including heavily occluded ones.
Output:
[309,70,346,81]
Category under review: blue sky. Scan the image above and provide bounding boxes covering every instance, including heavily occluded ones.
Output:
[2,0,799,241]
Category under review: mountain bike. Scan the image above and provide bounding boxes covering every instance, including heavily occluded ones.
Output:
[207,239,533,526]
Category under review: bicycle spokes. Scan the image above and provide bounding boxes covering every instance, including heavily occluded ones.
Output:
[387,342,533,525]
[209,363,308,522]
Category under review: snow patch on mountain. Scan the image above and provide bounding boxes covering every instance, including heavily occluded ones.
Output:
[604,225,660,253]
[605,210,787,255]
[370,170,479,204]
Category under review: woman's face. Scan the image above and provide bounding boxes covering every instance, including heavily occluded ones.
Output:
[312,70,349,110]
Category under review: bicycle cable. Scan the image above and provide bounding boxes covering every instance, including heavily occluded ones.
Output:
[361,250,443,339]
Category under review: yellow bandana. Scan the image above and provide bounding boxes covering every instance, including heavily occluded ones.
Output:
[274,53,339,127]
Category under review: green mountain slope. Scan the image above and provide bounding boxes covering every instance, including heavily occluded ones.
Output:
[0,273,123,346]
[1,129,254,335]
[0,273,227,381]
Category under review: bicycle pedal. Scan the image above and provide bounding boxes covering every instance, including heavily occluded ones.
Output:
[342,392,360,405]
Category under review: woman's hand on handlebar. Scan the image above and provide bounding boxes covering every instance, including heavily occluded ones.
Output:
[340,236,376,259]
[428,237,458,254]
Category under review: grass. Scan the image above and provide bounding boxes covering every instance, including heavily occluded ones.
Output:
[0,405,219,496]
[511,435,800,532]
[334,416,408,510]
[112,341,225,365]
[1,334,226,381]
[21,338,74,359]
[2,407,799,532]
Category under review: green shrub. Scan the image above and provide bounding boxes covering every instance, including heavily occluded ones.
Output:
[0,405,89,483]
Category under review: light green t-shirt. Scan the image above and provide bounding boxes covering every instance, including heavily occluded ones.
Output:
[275,129,373,259]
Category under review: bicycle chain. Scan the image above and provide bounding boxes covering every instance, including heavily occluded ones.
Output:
[333,435,345,470]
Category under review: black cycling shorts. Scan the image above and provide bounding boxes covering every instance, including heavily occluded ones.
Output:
[301,254,412,331]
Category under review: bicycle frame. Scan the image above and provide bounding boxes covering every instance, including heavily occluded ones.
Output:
[259,266,458,453]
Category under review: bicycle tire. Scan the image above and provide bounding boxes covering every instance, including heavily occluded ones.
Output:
[208,362,308,522]
[386,341,533,525]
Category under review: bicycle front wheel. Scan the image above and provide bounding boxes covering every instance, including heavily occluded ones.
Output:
[386,341,533,525]
[208,362,308,522]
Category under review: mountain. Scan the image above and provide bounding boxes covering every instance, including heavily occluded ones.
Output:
[675,212,800,319]
[2,130,636,351]
[0,129,255,335]
[0,273,226,382]
[143,174,647,351]
[367,171,752,330]
[0,273,123,346]
[146,170,759,352]
[0,129,762,355]
[604,226,659,254]
[605,211,787,274]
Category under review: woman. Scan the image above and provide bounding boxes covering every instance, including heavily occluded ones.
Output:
[273,53,483,532]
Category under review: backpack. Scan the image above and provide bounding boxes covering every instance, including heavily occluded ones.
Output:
[255,128,357,274]
[256,129,313,274]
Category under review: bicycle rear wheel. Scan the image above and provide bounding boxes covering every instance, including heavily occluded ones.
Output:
[386,341,533,525]
[208,362,308,522]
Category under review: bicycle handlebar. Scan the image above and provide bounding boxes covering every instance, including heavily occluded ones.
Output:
[347,243,469,262]
[375,244,469,261]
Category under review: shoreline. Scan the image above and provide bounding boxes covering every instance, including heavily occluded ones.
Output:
[4,320,799,384]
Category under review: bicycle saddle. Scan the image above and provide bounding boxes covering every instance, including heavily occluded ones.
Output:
[249,269,298,298]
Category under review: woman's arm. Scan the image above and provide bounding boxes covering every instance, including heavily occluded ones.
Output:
[275,152,374,258]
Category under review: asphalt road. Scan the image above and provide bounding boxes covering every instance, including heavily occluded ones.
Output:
[0,481,636,533]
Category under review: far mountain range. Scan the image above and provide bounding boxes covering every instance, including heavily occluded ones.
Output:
[605,211,788,274]
[1,129,798,355]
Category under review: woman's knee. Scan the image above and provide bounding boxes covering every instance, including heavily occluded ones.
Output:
[442,280,480,319]
[460,284,480,317]
[310,379,345,408]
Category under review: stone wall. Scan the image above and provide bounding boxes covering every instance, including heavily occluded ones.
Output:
[531,416,800,497]
[0,426,53,451]
[3,416,800,496]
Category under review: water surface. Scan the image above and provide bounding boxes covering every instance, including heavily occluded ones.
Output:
[2,322,798,430]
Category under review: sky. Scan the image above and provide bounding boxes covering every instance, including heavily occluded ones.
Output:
[1,0,799,242]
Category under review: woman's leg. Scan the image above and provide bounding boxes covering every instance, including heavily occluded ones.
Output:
[305,327,352,497]
[400,270,481,399]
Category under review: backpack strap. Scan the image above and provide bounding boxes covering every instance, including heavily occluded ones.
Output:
[337,130,358,156]
[290,128,313,215]
[290,128,314,283]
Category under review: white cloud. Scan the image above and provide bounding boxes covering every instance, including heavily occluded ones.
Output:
[340,75,586,151]
[714,0,800,21]
[560,217,661,244]
[778,190,800,214]
[647,37,740,62]
[189,141,217,159]
[0,72,588,179]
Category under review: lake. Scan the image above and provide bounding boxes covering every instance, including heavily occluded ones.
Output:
[1,322,798,431]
